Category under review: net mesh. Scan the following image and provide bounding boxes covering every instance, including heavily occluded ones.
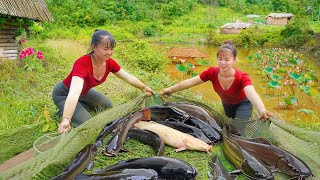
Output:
[0,94,319,179]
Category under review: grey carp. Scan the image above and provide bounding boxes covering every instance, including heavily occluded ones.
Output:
[95,156,197,179]
[51,144,97,180]
[134,121,212,152]
[75,168,158,180]
[95,116,126,145]
[164,102,222,133]
[104,108,151,156]
[208,153,237,180]
[155,119,213,144]
[126,128,165,156]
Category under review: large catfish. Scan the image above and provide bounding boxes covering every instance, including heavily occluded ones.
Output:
[149,105,190,121]
[222,126,273,179]
[134,121,212,152]
[104,108,151,156]
[75,168,158,180]
[126,128,165,156]
[184,116,221,143]
[155,119,213,144]
[164,102,222,133]
[52,144,98,180]
[95,156,197,179]
[208,153,237,180]
[228,128,314,179]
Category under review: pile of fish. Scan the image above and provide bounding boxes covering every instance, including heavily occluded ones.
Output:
[52,102,222,179]
[217,124,314,179]
[52,100,314,179]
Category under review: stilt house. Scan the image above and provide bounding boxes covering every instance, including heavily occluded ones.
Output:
[0,0,53,60]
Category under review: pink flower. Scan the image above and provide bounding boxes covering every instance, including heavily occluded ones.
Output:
[276,86,281,90]
[21,38,27,44]
[19,50,27,59]
[25,47,35,56]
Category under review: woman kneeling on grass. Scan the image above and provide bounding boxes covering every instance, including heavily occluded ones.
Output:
[52,30,154,133]
[162,40,272,121]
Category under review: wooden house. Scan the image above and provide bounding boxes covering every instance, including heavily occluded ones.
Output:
[266,13,294,25]
[220,21,252,34]
[168,47,209,65]
[0,0,53,60]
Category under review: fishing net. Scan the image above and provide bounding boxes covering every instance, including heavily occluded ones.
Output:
[0,93,319,179]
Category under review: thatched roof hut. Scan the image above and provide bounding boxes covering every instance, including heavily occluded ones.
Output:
[220,21,252,34]
[168,47,209,64]
[0,0,53,60]
[266,13,294,25]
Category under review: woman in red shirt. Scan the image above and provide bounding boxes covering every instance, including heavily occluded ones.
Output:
[162,41,272,121]
[52,30,154,133]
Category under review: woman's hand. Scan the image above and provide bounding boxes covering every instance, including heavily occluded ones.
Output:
[142,86,154,96]
[161,87,173,98]
[259,111,273,121]
[58,117,71,133]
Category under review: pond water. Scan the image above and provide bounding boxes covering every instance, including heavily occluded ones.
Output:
[155,44,320,124]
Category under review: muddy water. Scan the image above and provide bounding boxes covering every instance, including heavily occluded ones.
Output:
[157,44,319,124]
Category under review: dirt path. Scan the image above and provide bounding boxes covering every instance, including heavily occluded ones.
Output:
[0,148,35,172]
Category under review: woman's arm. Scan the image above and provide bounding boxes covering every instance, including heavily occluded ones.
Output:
[58,76,84,133]
[114,69,154,96]
[162,75,204,97]
[244,85,272,121]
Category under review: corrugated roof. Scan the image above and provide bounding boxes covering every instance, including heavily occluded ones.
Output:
[168,47,209,58]
[220,22,252,29]
[266,13,294,18]
[0,0,54,22]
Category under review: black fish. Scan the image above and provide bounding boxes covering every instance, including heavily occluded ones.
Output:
[228,131,314,179]
[52,144,98,180]
[95,116,126,145]
[126,128,165,156]
[104,108,151,156]
[149,105,190,121]
[208,153,237,180]
[95,156,197,179]
[222,126,274,180]
[155,119,213,144]
[75,168,158,180]
[164,102,222,133]
[184,116,221,143]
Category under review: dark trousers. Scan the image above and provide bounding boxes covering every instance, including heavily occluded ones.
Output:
[52,81,112,127]
[222,98,253,120]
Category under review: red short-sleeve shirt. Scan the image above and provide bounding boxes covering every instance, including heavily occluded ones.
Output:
[199,67,252,104]
[63,54,121,96]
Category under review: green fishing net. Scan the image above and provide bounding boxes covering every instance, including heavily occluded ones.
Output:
[0,94,319,179]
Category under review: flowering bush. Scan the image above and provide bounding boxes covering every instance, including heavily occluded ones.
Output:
[19,39,45,72]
